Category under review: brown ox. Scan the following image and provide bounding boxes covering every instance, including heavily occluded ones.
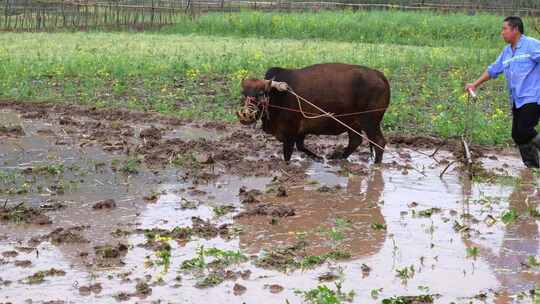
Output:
[237,63,390,163]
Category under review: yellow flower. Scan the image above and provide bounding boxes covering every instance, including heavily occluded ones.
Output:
[233,69,249,81]
[253,50,263,61]
[155,234,172,242]
[186,68,200,80]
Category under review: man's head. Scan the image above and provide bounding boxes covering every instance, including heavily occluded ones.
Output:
[502,16,524,44]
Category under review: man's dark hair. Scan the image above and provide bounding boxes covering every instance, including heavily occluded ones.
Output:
[504,16,524,34]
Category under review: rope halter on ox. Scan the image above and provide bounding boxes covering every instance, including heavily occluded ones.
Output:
[236,79,283,125]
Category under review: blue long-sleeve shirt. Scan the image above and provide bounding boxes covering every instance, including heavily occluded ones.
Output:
[487,35,540,109]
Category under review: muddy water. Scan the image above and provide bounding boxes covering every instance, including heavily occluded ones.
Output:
[0,108,538,303]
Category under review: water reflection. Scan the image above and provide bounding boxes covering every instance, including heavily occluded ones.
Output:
[236,169,386,260]
[464,169,540,302]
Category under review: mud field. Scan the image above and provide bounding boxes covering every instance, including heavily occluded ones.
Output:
[0,102,538,304]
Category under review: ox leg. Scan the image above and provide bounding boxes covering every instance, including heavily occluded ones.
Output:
[366,126,386,164]
[296,136,322,161]
[283,139,295,162]
[329,131,362,159]
[342,131,363,158]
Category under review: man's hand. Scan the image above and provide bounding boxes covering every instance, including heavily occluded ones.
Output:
[464,83,478,98]
[464,83,476,93]
[464,71,490,97]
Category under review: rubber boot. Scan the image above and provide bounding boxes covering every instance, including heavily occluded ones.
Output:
[518,143,540,168]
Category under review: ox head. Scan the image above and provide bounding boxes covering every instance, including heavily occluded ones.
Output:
[236,78,272,125]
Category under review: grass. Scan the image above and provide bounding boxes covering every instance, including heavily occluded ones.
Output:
[212,205,235,217]
[466,247,479,259]
[370,223,387,230]
[180,246,247,271]
[155,245,172,273]
[23,268,66,285]
[163,11,508,49]
[501,208,519,224]
[319,218,351,244]
[33,163,65,175]
[195,271,225,288]
[298,250,352,269]
[295,282,355,304]
[382,294,435,304]
[0,170,27,195]
[119,158,140,175]
[1,10,538,144]
[526,256,540,268]
[395,265,415,282]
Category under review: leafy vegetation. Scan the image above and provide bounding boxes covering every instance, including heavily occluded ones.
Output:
[2,10,536,144]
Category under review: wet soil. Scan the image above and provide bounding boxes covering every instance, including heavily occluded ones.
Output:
[0,101,538,303]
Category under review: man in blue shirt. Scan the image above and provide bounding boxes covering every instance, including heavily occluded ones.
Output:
[466,16,540,168]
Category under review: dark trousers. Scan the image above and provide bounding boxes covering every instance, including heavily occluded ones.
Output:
[512,103,540,145]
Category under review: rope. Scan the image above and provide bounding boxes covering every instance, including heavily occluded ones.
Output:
[285,88,386,153]
[267,103,388,118]
[283,87,427,176]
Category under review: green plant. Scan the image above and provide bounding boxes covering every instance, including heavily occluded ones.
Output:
[180,246,207,271]
[466,247,479,258]
[370,223,387,230]
[155,246,172,273]
[395,265,415,281]
[501,209,519,224]
[295,282,355,304]
[120,158,140,175]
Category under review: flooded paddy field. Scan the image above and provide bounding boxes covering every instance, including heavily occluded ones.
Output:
[0,102,538,304]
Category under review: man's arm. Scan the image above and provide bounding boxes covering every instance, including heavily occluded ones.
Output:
[465,51,505,93]
[465,71,490,93]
